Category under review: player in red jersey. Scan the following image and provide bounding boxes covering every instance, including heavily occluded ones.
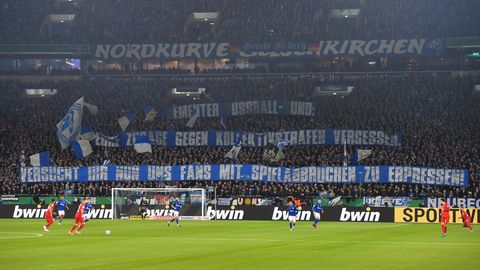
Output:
[440,198,450,237]
[69,198,86,235]
[43,199,56,232]
[458,209,474,232]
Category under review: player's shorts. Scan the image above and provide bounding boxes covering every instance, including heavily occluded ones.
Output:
[172,211,179,217]
[464,219,471,227]
[441,215,450,224]
[140,208,147,213]
[74,215,85,224]
[288,216,296,222]
[46,214,54,223]
[314,212,321,220]
[58,210,65,216]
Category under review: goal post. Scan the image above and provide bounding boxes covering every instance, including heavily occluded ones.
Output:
[111,188,208,220]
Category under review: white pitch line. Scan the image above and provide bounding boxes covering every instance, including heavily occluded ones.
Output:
[0,232,43,239]
[43,235,480,246]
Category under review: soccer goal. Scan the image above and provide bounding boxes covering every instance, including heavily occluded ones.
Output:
[111,188,208,220]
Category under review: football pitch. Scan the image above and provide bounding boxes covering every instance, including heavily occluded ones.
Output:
[0,219,478,270]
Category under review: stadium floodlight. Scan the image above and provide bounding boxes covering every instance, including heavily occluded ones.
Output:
[192,12,218,22]
[111,188,208,221]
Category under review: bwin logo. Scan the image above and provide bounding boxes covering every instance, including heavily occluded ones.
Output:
[206,206,244,220]
[339,208,380,222]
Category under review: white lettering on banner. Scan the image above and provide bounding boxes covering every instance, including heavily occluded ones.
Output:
[388,167,465,186]
[96,43,230,60]
[152,131,167,145]
[20,165,467,186]
[21,167,76,182]
[363,166,380,183]
[281,166,355,183]
[219,164,243,180]
[115,166,140,181]
[147,166,172,181]
[173,104,220,119]
[231,100,279,116]
[95,40,434,60]
[333,129,400,146]
[88,166,108,181]
[175,131,208,146]
[180,165,212,180]
[427,198,480,209]
[318,39,427,56]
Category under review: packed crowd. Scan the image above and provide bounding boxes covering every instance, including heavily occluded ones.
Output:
[2,180,478,201]
[1,0,479,43]
[0,72,479,197]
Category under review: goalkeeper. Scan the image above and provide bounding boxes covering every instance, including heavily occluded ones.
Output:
[139,196,148,220]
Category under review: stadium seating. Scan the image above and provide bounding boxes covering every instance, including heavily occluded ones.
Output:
[0,74,478,197]
[1,0,479,43]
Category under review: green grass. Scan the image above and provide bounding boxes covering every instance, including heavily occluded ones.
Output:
[0,219,478,270]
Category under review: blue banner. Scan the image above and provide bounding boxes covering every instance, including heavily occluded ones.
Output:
[160,100,315,119]
[95,129,402,147]
[20,165,468,187]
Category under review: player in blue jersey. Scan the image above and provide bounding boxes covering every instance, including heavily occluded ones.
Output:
[312,199,324,228]
[287,201,299,231]
[56,195,69,224]
[168,197,182,227]
[83,198,93,222]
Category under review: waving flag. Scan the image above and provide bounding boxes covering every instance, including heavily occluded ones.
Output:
[29,152,50,166]
[78,125,96,140]
[83,101,98,115]
[352,149,372,165]
[71,140,93,160]
[118,112,135,131]
[225,143,242,161]
[56,97,85,150]
[186,107,200,128]
[134,135,152,153]
[144,106,157,121]
[263,143,286,162]
[119,132,129,148]
[275,138,290,150]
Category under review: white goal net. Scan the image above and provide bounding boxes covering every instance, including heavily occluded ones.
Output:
[111,188,208,220]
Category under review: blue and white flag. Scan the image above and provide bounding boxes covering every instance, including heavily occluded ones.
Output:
[83,101,98,115]
[78,125,96,141]
[71,140,93,160]
[352,149,372,165]
[186,107,200,128]
[275,138,290,150]
[29,152,50,166]
[144,106,157,122]
[118,112,135,131]
[119,132,129,148]
[56,97,85,150]
[134,135,152,153]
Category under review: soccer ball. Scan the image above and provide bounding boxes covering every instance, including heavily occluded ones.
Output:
[105,229,111,236]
